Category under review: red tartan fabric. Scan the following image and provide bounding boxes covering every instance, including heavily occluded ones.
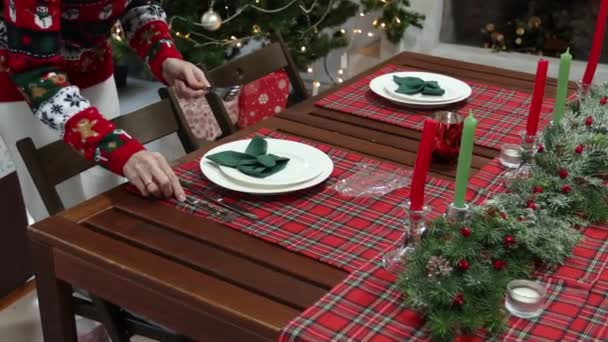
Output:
[316,65,557,150]
[162,129,456,272]
[279,159,608,342]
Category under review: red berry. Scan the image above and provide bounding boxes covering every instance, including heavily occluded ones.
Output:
[500,211,507,220]
[601,97,607,106]
[460,227,472,237]
[537,144,545,153]
[533,186,543,194]
[457,259,470,271]
[562,184,572,194]
[586,116,593,126]
[493,260,507,270]
[517,216,525,222]
[453,293,465,306]
[575,144,584,154]
[504,235,516,248]
[526,201,537,210]
[559,168,569,179]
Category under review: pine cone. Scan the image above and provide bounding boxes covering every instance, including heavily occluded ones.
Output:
[426,256,453,278]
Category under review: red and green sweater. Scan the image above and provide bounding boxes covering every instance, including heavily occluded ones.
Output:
[0,0,183,175]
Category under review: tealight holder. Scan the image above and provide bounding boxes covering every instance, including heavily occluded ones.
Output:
[505,280,547,319]
[499,143,522,169]
[505,131,540,180]
[432,111,464,164]
[445,203,470,222]
[383,201,431,274]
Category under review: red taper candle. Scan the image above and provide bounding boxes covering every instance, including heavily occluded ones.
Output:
[583,0,608,86]
[526,59,549,136]
[410,119,438,211]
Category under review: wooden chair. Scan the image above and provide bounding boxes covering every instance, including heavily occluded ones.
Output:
[16,99,194,342]
[161,31,309,149]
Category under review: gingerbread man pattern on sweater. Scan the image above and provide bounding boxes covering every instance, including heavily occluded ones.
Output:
[1,0,183,175]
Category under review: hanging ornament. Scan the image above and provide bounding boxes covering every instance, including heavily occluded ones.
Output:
[200,2,222,31]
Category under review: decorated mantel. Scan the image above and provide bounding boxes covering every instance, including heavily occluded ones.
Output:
[377,2,608,340]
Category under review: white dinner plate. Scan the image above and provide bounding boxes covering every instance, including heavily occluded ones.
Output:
[213,139,324,186]
[369,72,472,108]
[200,139,334,194]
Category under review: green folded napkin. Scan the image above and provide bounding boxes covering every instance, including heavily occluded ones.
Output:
[206,136,290,178]
[393,76,446,96]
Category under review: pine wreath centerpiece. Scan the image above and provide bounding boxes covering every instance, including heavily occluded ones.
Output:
[397,83,608,341]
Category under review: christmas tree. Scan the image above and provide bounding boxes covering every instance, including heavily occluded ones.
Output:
[161,0,425,70]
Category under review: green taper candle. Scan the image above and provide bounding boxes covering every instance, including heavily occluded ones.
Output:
[454,110,478,208]
[553,48,572,122]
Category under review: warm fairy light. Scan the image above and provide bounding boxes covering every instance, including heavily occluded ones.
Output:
[313,81,321,87]
[360,12,365,16]
[373,19,378,26]
[395,17,401,24]
[381,22,386,28]
[340,28,346,34]
[236,42,242,47]
[307,66,313,73]
[301,46,307,52]
[230,35,237,40]
[252,24,261,33]
[337,77,343,83]
[367,32,374,37]
[184,33,191,38]
[337,68,344,75]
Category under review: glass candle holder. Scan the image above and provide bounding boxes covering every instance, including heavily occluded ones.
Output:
[445,202,470,222]
[432,111,464,164]
[499,143,522,169]
[504,131,540,180]
[505,280,547,319]
[383,200,431,274]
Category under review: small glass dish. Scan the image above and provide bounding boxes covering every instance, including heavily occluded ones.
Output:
[499,143,522,169]
[505,280,547,319]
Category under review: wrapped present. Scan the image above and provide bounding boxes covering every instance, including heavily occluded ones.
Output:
[174,89,239,141]
[238,70,289,128]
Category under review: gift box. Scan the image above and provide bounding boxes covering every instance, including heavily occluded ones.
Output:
[174,89,239,141]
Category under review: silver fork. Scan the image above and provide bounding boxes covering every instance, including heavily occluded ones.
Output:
[183,195,237,222]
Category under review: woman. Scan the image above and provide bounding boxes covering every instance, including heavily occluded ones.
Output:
[0,0,208,220]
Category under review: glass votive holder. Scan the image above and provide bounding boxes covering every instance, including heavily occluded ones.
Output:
[505,280,547,319]
[499,143,522,169]
[433,111,464,164]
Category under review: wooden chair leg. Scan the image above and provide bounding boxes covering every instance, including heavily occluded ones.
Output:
[91,295,131,342]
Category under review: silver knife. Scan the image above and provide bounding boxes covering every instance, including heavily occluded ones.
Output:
[180,179,258,220]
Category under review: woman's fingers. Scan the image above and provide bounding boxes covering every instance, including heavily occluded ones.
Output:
[124,167,149,197]
[157,156,186,202]
[175,79,206,98]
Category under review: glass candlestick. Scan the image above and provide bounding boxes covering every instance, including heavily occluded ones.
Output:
[505,131,540,180]
[445,203,470,222]
[383,201,430,274]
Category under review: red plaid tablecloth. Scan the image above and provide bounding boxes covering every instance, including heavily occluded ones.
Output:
[316,64,557,150]
[164,129,456,272]
[279,159,608,342]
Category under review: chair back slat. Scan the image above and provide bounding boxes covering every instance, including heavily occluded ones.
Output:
[17,98,184,216]
[206,42,288,87]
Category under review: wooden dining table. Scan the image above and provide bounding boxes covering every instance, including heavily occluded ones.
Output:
[28,51,576,341]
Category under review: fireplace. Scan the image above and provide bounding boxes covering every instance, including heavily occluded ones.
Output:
[440,0,606,62]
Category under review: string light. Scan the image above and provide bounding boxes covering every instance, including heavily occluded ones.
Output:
[359,12,365,16]
[337,68,344,75]
[381,22,386,28]
[367,32,374,37]
[337,77,343,83]
[301,46,307,52]
[307,66,313,73]
[340,28,346,34]
[372,19,378,26]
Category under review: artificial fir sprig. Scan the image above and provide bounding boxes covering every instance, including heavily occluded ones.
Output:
[398,83,608,341]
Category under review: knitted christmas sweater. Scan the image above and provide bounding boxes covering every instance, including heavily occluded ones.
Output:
[0,0,182,175]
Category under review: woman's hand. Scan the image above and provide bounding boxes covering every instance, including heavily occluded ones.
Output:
[123,150,186,202]
[162,58,210,98]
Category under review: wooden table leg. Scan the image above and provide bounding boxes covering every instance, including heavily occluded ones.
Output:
[30,241,77,342]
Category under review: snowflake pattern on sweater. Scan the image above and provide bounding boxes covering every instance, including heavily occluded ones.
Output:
[1,0,182,175]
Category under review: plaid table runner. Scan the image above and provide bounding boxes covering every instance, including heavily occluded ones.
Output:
[279,255,607,342]
[279,159,608,341]
[316,64,557,150]
[162,129,457,272]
